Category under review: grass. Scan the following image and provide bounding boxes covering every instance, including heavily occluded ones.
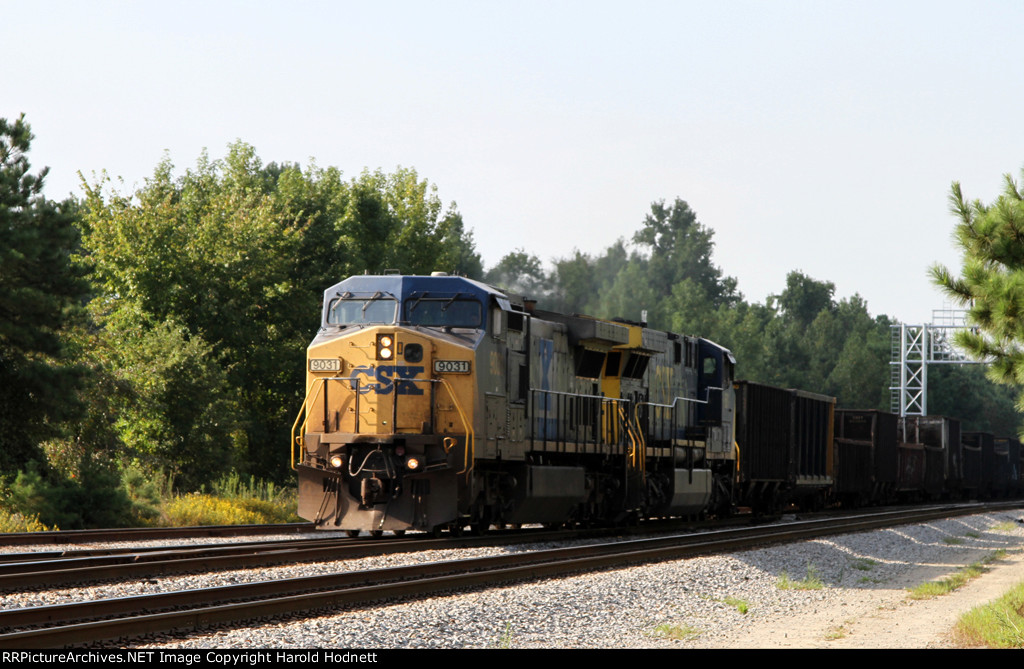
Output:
[907,550,1007,600]
[824,622,851,640]
[722,596,749,614]
[777,564,824,590]
[965,531,981,539]
[496,622,514,649]
[953,580,1024,648]
[943,536,965,545]
[849,557,877,571]
[990,521,1018,532]
[651,623,701,641]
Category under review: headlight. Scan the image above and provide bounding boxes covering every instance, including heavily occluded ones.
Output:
[405,456,422,471]
[376,334,394,360]
[330,454,344,468]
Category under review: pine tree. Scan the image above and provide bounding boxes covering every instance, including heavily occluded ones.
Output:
[932,171,1024,403]
[0,115,88,473]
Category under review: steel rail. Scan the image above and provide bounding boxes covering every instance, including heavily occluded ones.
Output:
[1,502,1015,648]
[0,523,317,547]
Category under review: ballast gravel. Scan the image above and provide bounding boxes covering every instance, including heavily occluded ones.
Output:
[5,510,1024,648]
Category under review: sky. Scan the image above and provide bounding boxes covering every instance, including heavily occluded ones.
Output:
[6,0,1024,326]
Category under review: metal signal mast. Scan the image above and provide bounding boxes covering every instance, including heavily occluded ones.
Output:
[890,306,986,417]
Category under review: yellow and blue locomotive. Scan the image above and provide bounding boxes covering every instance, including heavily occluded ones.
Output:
[292,273,737,535]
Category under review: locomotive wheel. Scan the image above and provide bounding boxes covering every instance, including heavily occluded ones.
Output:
[346,529,360,538]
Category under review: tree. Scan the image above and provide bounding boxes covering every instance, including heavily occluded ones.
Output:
[933,173,1024,396]
[633,198,739,328]
[0,115,88,474]
[79,144,482,483]
[484,249,548,300]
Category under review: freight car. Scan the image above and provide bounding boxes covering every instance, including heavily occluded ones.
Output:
[291,273,737,535]
[291,272,1021,534]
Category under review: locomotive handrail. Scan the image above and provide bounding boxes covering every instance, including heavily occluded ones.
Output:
[291,375,360,469]
[292,375,475,478]
[528,388,628,452]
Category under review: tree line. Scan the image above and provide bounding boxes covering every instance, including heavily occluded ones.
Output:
[1,114,1019,526]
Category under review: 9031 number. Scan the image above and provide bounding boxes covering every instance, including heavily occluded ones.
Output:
[433,360,471,374]
[309,358,341,372]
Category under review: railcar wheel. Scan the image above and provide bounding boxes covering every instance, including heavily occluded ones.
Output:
[393,530,406,537]
[346,529,360,538]
[369,530,384,538]
[449,524,464,537]
[431,525,444,538]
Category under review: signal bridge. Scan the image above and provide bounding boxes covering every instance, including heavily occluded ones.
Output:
[890,306,987,417]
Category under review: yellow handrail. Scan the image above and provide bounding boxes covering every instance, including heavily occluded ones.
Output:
[290,378,327,470]
[437,377,475,477]
[289,375,475,479]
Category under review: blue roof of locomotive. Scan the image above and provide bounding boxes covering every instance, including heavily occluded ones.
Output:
[322,274,505,311]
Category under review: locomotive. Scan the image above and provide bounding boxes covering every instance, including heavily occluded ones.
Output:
[292,272,738,535]
[292,273,1021,535]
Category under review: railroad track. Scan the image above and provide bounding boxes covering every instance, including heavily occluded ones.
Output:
[2,501,1016,648]
[0,523,317,546]
[0,525,598,591]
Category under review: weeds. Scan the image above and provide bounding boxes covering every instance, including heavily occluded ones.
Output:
[651,623,700,641]
[953,580,1024,648]
[943,536,965,545]
[777,564,824,590]
[496,623,514,649]
[722,596,749,614]
[907,551,1006,600]
[849,557,877,571]
[0,509,53,532]
[990,521,1017,533]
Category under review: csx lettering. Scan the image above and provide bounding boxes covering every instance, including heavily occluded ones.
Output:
[351,366,424,395]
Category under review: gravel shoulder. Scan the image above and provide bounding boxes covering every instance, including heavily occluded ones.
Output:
[9,510,1023,649]
[133,509,1024,649]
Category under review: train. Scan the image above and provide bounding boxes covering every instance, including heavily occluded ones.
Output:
[291,272,1022,536]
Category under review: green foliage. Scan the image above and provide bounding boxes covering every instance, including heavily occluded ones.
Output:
[651,623,701,641]
[777,564,824,590]
[0,115,90,475]
[2,460,137,529]
[933,172,1024,413]
[0,509,52,532]
[954,579,1024,648]
[78,145,482,482]
[163,473,300,526]
[722,596,749,614]
[907,556,994,599]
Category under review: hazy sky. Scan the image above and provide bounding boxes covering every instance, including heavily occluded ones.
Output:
[6,1,1024,325]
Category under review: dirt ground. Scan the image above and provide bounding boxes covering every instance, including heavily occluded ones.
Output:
[703,544,1024,648]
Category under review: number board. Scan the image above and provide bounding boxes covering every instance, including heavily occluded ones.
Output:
[434,360,471,374]
[309,358,341,372]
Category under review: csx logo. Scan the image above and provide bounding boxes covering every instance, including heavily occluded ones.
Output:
[351,365,424,395]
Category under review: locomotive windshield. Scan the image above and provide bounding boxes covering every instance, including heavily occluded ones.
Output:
[326,295,398,325]
[403,295,482,328]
